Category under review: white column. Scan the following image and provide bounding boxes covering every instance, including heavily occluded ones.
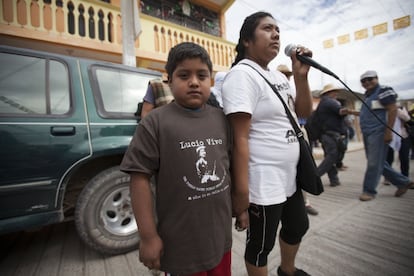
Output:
[121,0,137,67]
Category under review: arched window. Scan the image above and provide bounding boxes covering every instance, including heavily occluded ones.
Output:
[78,5,85,37]
[107,13,113,42]
[88,7,95,39]
[154,25,159,52]
[67,2,75,35]
[98,10,105,41]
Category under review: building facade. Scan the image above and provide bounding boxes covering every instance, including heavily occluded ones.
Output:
[0,0,236,73]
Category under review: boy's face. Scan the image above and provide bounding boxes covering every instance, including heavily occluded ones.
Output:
[168,58,211,109]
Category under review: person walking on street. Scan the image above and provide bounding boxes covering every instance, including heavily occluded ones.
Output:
[222,11,313,276]
[316,84,359,187]
[359,70,414,201]
[336,99,351,171]
[384,104,411,182]
[409,104,414,160]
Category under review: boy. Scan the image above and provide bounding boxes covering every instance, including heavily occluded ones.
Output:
[121,42,232,275]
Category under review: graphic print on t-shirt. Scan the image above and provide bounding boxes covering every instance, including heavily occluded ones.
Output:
[180,138,229,201]
[195,145,219,183]
[285,129,298,144]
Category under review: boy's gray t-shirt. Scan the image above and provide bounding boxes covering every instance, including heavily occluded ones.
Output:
[121,102,232,274]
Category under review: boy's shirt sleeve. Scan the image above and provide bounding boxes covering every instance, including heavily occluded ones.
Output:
[120,117,160,175]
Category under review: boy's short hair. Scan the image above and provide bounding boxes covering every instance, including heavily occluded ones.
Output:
[165,42,213,79]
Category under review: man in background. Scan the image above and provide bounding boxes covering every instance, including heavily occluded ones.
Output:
[210,71,227,108]
[316,84,359,188]
[358,70,413,201]
[140,74,174,118]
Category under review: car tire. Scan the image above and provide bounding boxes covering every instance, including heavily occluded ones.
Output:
[74,166,138,255]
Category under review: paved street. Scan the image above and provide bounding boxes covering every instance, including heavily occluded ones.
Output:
[1,143,414,275]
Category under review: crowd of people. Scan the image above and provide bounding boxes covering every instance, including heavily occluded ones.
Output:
[119,11,413,276]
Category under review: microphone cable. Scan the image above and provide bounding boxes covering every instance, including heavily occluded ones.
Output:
[332,73,403,139]
[285,44,403,139]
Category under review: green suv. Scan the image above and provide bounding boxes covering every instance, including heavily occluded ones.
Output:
[0,46,160,254]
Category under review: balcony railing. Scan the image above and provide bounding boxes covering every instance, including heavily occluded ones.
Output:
[0,0,235,70]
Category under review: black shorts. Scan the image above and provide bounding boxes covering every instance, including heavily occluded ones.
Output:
[244,189,309,267]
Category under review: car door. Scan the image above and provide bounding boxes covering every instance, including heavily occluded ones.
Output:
[0,48,90,221]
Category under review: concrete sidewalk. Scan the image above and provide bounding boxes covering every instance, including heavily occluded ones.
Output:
[231,147,414,275]
[1,147,414,276]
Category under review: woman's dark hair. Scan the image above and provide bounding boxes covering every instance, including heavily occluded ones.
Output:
[165,42,213,78]
[232,11,274,67]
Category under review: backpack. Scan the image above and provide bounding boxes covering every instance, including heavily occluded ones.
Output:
[304,109,323,141]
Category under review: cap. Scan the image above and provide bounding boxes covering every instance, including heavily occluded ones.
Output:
[360,70,377,80]
[319,83,343,96]
[277,64,292,76]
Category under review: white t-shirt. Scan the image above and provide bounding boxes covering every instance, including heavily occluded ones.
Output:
[222,59,299,205]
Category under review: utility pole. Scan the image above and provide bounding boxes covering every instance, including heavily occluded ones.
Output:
[121,0,141,67]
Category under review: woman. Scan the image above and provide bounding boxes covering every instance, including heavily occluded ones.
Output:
[222,12,313,276]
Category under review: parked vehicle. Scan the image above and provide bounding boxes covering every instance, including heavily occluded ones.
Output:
[0,46,161,254]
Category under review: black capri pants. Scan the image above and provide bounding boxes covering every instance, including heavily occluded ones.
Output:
[244,189,309,267]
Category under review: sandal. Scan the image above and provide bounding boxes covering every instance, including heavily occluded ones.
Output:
[277,266,311,276]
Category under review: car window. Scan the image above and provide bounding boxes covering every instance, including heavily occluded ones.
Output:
[49,60,70,114]
[93,66,156,118]
[0,52,70,116]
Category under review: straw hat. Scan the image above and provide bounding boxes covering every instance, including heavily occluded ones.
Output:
[319,83,343,96]
[277,64,292,76]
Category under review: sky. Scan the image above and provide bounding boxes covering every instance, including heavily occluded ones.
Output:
[225,0,414,100]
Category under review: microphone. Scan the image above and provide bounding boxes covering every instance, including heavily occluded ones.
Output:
[284,44,338,79]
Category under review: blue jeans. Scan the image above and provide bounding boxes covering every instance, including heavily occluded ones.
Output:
[362,130,410,195]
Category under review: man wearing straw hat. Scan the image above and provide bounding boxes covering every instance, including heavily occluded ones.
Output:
[316,83,359,187]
